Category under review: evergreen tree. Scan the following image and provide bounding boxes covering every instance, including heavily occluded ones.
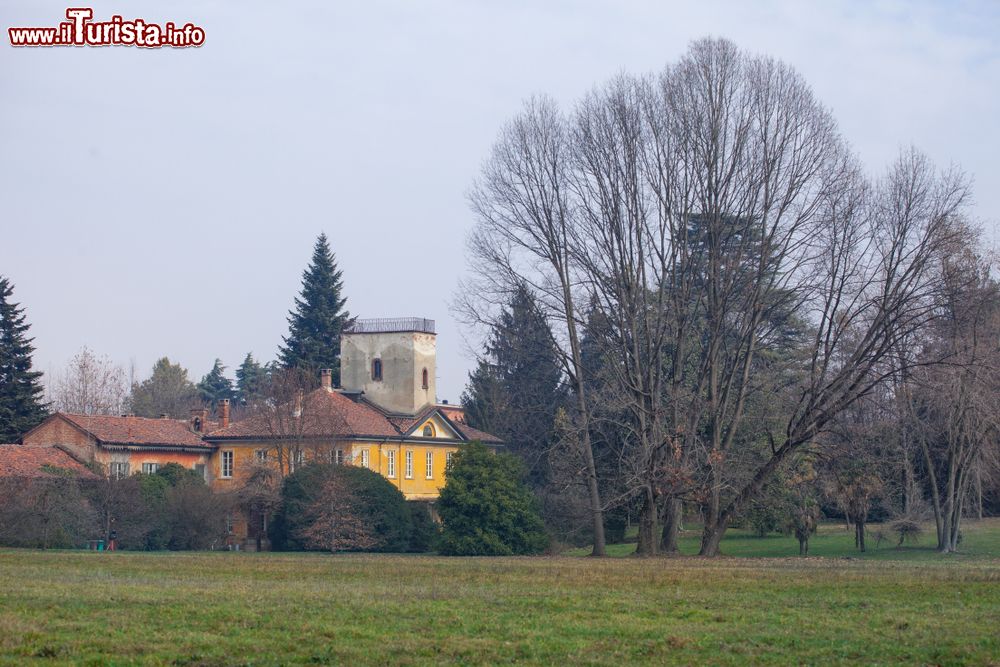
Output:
[0,276,47,441]
[437,442,549,556]
[234,353,267,406]
[128,358,199,419]
[461,285,565,487]
[278,233,352,384]
[197,359,234,413]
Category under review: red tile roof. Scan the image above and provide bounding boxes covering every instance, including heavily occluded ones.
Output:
[206,389,399,440]
[0,444,99,479]
[206,389,503,444]
[58,413,211,449]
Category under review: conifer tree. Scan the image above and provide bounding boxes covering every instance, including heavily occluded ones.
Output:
[197,359,235,413]
[234,352,267,406]
[278,233,352,384]
[128,358,199,419]
[0,276,47,441]
[461,285,565,487]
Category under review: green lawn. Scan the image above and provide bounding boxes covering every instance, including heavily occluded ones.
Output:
[567,517,1000,560]
[1,523,999,665]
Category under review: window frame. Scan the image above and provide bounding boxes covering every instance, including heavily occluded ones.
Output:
[221,450,234,479]
[425,450,433,479]
[335,449,344,465]
[405,450,413,479]
[110,461,129,480]
[372,358,383,382]
[421,367,429,390]
[255,449,268,463]
[361,448,370,469]
[386,449,396,478]
[141,462,159,475]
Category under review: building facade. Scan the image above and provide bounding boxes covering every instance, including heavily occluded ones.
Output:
[15,317,501,550]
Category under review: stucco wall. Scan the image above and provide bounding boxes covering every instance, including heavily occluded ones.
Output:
[340,331,436,414]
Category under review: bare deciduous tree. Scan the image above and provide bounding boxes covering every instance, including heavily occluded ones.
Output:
[51,346,129,416]
[463,37,972,556]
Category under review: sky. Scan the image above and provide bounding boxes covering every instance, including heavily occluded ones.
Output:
[1,0,998,402]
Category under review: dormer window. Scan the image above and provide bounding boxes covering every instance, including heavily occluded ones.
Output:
[423,423,435,438]
[422,368,429,390]
[372,358,383,382]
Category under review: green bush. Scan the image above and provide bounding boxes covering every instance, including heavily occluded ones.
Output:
[437,442,548,556]
[271,464,412,552]
[407,501,439,553]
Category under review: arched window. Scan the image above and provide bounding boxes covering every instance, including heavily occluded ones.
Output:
[372,358,382,381]
[423,423,435,438]
[422,368,429,389]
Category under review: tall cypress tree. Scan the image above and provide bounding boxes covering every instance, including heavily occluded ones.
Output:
[278,233,352,384]
[0,276,48,441]
[197,359,235,413]
[461,285,565,487]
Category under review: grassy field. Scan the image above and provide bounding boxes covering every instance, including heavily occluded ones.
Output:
[568,516,1000,560]
[1,522,999,665]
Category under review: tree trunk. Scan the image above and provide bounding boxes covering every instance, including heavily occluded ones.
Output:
[660,498,682,553]
[699,519,727,557]
[635,487,657,556]
[855,521,866,552]
[799,538,808,557]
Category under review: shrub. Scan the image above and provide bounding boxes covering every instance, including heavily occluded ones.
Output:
[437,442,548,556]
[272,464,412,552]
[892,519,923,548]
[407,501,439,553]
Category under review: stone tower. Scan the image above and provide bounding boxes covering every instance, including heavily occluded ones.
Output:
[339,317,436,415]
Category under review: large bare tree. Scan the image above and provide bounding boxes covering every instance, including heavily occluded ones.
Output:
[463,97,607,555]
[51,346,129,416]
[464,37,972,556]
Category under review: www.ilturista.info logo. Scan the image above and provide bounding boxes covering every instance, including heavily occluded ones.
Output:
[8,8,205,48]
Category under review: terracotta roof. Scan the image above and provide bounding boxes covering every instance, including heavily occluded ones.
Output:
[206,389,503,444]
[58,413,211,449]
[450,422,503,444]
[0,444,99,479]
[206,389,399,440]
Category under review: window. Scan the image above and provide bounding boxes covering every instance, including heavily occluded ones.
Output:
[446,451,453,468]
[110,462,129,480]
[386,449,396,478]
[361,449,370,469]
[225,514,234,535]
[141,462,158,475]
[335,449,344,465]
[422,423,435,438]
[372,358,383,382]
[422,368,429,390]
[194,463,206,480]
[221,450,233,479]
[425,451,433,479]
[255,449,268,463]
[291,449,305,472]
[405,450,413,479]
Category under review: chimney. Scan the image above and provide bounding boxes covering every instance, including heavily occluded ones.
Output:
[190,407,209,432]
[320,368,333,392]
[219,399,231,429]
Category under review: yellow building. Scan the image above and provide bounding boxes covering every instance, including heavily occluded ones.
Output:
[203,317,501,549]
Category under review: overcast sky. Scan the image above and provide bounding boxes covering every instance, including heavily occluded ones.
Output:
[1,0,997,402]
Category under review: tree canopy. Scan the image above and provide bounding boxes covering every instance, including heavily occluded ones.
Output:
[437,442,548,556]
[0,276,47,441]
[278,234,352,384]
